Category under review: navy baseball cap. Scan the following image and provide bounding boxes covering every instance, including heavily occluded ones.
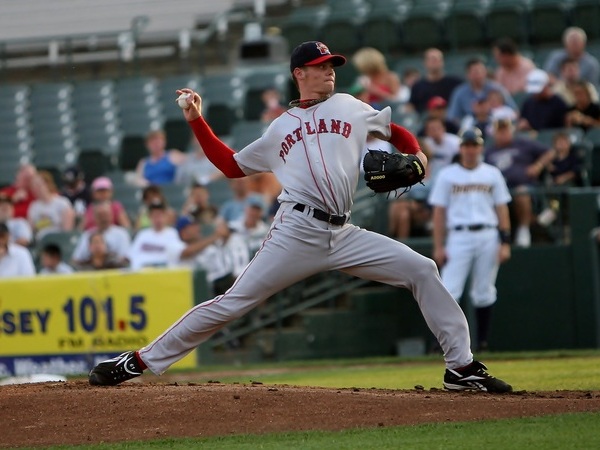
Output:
[460,128,484,145]
[175,215,195,232]
[290,41,346,73]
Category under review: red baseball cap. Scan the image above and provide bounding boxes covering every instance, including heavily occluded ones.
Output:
[290,41,346,72]
[427,96,447,110]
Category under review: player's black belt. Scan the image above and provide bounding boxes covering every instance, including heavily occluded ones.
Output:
[452,224,496,231]
[293,203,347,226]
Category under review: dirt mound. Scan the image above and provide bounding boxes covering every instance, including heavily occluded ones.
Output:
[1,381,600,448]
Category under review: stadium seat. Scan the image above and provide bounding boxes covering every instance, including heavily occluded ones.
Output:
[318,6,368,55]
[230,121,266,151]
[399,0,451,52]
[34,231,81,265]
[570,0,600,40]
[205,177,234,207]
[115,77,164,135]
[535,127,584,148]
[362,0,406,55]
[528,0,570,45]
[159,74,202,120]
[584,128,600,186]
[486,0,529,46]
[160,183,187,211]
[239,67,289,121]
[164,119,192,152]
[77,150,112,184]
[447,0,489,51]
[201,73,245,136]
[118,135,147,171]
[281,6,328,50]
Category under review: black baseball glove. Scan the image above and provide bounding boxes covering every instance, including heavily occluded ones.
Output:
[363,149,426,195]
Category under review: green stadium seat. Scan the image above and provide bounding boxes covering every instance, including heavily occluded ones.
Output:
[399,0,451,53]
[164,119,192,152]
[118,135,147,171]
[35,231,81,265]
[362,1,406,55]
[535,127,584,148]
[486,0,529,46]
[281,7,328,50]
[447,0,489,51]
[239,67,288,121]
[201,74,245,136]
[230,121,266,151]
[529,0,570,45]
[318,8,367,55]
[584,128,600,186]
[159,74,202,120]
[570,0,600,40]
[77,150,113,184]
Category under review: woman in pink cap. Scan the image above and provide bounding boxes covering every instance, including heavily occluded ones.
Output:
[81,177,131,231]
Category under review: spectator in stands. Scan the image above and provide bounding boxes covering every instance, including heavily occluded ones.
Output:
[27,171,75,240]
[518,69,568,132]
[71,201,131,265]
[60,166,91,223]
[0,222,35,278]
[0,163,37,219]
[352,47,408,108]
[73,231,128,271]
[544,131,583,187]
[127,199,182,270]
[134,129,186,187]
[564,81,600,132]
[228,194,270,256]
[447,57,517,124]
[417,96,459,136]
[401,67,421,91]
[0,192,32,247]
[134,185,177,231]
[260,88,287,124]
[544,27,600,87]
[485,118,555,247]
[219,178,250,223]
[38,243,74,275]
[460,90,518,140]
[246,173,282,216]
[492,37,536,95]
[181,183,219,225]
[408,48,463,114]
[553,58,599,107]
[389,118,460,240]
[175,137,224,187]
[82,176,131,231]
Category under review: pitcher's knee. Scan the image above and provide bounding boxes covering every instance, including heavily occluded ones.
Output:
[413,256,439,281]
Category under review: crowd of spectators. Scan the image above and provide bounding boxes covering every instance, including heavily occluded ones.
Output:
[347,27,598,243]
[1,27,599,280]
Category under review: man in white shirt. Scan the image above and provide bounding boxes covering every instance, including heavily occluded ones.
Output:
[72,201,131,265]
[0,222,35,278]
[127,200,182,270]
[0,193,33,247]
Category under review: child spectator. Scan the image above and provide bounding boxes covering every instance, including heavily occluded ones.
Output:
[38,243,74,275]
[135,185,177,231]
[60,166,91,222]
[260,88,287,124]
[546,131,583,186]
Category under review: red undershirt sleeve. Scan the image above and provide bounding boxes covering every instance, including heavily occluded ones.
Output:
[389,123,420,155]
[188,117,246,178]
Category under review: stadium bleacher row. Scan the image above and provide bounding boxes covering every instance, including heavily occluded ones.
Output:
[280,0,600,56]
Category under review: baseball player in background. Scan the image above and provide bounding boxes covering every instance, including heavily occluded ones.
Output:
[429,128,512,352]
[89,41,512,393]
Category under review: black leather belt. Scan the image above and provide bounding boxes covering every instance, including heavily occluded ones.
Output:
[293,203,347,226]
[452,224,496,231]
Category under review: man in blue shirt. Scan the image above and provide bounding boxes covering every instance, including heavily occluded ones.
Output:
[447,58,517,125]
